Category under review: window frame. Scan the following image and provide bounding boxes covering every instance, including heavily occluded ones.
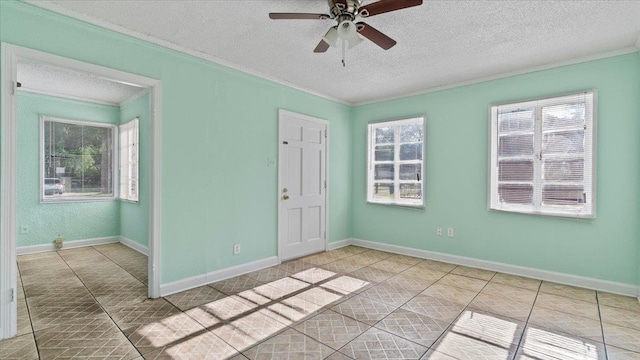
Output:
[119,117,139,203]
[366,115,426,208]
[488,90,597,218]
[40,115,117,203]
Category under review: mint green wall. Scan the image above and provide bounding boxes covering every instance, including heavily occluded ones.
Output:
[16,92,121,246]
[119,93,150,247]
[0,1,353,284]
[352,53,640,286]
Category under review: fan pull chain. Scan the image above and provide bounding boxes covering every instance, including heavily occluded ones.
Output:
[342,39,346,67]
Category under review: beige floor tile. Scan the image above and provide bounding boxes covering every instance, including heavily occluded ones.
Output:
[242,328,334,359]
[491,273,541,291]
[143,331,240,359]
[321,275,374,296]
[263,276,311,295]
[293,310,370,350]
[386,274,434,292]
[540,281,597,303]
[401,294,466,323]
[321,259,366,274]
[325,351,354,360]
[386,254,423,266]
[607,345,640,360]
[290,267,337,284]
[528,306,604,342]
[212,311,288,352]
[0,333,38,360]
[436,273,488,292]
[16,291,33,336]
[451,265,496,281]
[338,327,428,359]
[401,266,448,282]
[211,276,264,295]
[421,283,479,305]
[517,325,606,360]
[164,285,227,311]
[451,308,525,348]
[535,292,600,320]
[374,308,449,347]
[602,322,640,352]
[480,282,538,304]
[330,294,397,325]
[185,295,257,329]
[469,292,534,322]
[431,328,517,360]
[598,292,640,313]
[277,259,315,275]
[245,267,289,283]
[420,349,458,359]
[360,281,422,307]
[236,283,291,306]
[35,313,139,359]
[416,259,457,273]
[125,312,207,355]
[95,284,149,311]
[297,286,349,308]
[258,294,324,326]
[109,298,182,331]
[369,259,413,274]
[303,252,336,266]
[28,294,105,331]
[349,266,396,283]
[348,251,391,266]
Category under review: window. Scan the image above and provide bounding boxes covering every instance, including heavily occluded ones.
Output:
[367,116,425,207]
[119,118,139,202]
[489,91,596,218]
[41,116,115,201]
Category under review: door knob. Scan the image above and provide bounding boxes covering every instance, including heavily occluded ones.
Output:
[283,194,290,200]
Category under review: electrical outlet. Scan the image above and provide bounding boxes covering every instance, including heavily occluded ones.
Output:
[233,244,241,255]
[20,226,29,234]
[436,227,442,236]
[447,228,454,237]
[267,157,276,168]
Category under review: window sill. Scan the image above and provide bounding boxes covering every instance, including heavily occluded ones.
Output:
[367,201,425,210]
[489,206,595,219]
[120,198,140,204]
[40,196,117,204]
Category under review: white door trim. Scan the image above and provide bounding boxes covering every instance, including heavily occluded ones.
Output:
[277,109,329,262]
[0,43,163,339]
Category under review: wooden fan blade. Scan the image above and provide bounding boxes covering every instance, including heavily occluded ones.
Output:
[314,39,330,53]
[357,22,397,50]
[269,13,330,20]
[359,0,422,17]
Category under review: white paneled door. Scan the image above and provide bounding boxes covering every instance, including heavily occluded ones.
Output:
[278,110,328,261]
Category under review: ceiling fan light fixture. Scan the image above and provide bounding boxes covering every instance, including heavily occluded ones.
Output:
[348,35,364,49]
[337,20,357,41]
[323,26,339,47]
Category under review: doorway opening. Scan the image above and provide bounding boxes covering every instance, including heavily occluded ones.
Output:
[0,43,162,339]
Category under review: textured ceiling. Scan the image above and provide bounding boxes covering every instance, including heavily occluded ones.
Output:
[24,0,640,105]
[17,60,145,105]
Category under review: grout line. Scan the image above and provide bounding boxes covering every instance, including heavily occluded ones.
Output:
[596,291,610,360]
[512,280,543,359]
[15,263,39,360]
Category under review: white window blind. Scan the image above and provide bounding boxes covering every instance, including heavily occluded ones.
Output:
[367,116,425,207]
[119,117,139,202]
[489,91,596,218]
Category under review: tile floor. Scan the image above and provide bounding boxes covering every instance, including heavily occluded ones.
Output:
[1,244,639,359]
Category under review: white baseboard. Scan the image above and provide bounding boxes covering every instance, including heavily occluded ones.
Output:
[346,238,640,297]
[327,238,353,251]
[119,236,149,256]
[160,256,279,297]
[17,236,120,255]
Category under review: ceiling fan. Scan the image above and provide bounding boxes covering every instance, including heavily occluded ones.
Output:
[269,0,423,54]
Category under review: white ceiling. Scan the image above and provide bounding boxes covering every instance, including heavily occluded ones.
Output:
[17,60,145,105]
[24,0,640,105]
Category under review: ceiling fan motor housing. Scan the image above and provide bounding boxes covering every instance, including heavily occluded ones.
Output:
[329,0,363,20]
